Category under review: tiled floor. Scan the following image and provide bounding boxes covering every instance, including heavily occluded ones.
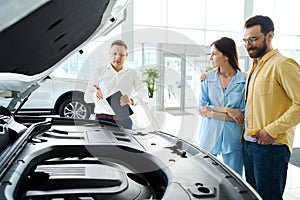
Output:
[284,125,300,200]
[150,109,300,200]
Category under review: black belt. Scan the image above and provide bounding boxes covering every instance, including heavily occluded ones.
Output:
[96,114,117,120]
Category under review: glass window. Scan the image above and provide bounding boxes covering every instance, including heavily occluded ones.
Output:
[144,48,157,66]
[281,50,300,63]
[57,0,300,81]
[206,0,245,31]
[254,0,300,35]
[167,0,206,29]
[253,0,300,61]
[133,0,167,27]
[132,26,169,44]
[167,28,205,45]
[132,43,143,68]
[253,0,274,17]
[52,55,77,79]
[273,0,300,34]
[274,35,300,51]
[95,25,123,42]
[204,30,241,46]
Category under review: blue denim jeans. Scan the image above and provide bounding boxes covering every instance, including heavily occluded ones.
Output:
[243,141,290,200]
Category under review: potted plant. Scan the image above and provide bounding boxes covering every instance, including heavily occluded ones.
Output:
[142,67,159,98]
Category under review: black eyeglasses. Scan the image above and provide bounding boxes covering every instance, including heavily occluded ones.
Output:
[242,34,264,45]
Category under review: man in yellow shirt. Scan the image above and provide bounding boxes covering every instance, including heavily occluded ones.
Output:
[243,15,300,200]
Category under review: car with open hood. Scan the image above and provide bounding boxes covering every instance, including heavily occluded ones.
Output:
[0,0,262,199]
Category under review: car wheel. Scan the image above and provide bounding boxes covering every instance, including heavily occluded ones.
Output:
[58,96,91,119]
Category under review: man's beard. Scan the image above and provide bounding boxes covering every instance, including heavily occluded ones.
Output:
[248,39,267,58]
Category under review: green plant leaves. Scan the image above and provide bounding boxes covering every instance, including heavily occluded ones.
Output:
[141,68,159,98]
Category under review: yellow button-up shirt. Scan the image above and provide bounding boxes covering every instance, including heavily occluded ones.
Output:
[245,49,300,152]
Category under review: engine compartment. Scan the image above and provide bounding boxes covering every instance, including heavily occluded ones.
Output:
[0,111,261,200]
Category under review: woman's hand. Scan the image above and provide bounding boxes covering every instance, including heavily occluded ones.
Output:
[226,108,244,125]
[200,73,207,82]
[199,104,212,118]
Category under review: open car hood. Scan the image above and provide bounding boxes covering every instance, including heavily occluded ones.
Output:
[0,0,129,94]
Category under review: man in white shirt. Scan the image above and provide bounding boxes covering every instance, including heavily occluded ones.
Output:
[84,40,148,129]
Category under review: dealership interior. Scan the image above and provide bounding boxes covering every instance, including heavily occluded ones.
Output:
[49,0,300,199]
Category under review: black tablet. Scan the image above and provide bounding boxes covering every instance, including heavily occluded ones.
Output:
[106,91,134,121]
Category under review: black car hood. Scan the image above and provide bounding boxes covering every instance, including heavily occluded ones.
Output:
[0,0,128,93]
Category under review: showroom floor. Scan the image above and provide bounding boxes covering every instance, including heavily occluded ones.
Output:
[155,109,300,200]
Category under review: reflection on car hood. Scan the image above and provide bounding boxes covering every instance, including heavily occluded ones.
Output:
[0,0,129,93]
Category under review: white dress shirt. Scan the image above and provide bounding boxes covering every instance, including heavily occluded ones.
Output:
[84,63,148,115]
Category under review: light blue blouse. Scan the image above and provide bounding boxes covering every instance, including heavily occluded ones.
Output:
[198,70,246,154]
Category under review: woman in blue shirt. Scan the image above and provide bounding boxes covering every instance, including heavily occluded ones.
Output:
[198,37,246,176]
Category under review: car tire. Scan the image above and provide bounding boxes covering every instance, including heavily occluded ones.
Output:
[58,96,91,119]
